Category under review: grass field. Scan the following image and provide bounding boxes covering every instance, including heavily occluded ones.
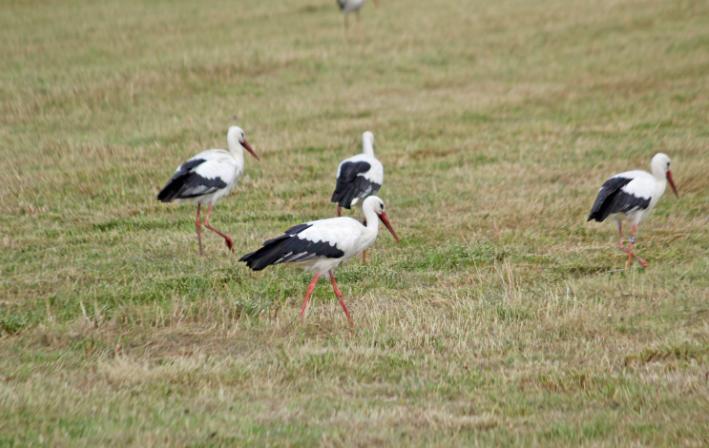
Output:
[1,0,708,445]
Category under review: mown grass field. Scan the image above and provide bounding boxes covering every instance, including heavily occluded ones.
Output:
[1,0,708,445]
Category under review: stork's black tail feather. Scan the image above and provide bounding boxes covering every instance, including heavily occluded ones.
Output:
[330,161,374,209]
[587,190,612,222]
[240,224,317,271]
[330,187,358,210]
[587,201,612,222]
[157,175,188,202]
[587,177,635,222]
[239,235,291,271]
[331,178,380,209]
[157,158,212,203]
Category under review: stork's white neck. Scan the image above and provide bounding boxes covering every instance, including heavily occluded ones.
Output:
[654,177,667,198]
[362,138,375,156]
[363,206,380,233]
[649,153,671,181]
[227,136,245,162]
[650,164,665,181]
[357,206,380,254]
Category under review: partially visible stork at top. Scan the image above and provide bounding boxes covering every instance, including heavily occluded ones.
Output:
[588,153,678,269]
[336,0,379,29]
[157,126,259,255]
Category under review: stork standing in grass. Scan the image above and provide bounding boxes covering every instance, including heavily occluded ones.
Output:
[336,0,378,29]
[331,131,383,217]
[587,153,678,269]
[157,126,259,255]
[240,196,399,327]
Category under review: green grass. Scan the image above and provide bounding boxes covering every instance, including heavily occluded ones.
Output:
[1,0,708,445]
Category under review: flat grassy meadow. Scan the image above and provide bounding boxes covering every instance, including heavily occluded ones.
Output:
[1,0,708,445]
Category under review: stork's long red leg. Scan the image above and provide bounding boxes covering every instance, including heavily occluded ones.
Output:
[203,204,234,252]
[329,271,353,327]
[361,250,367,264]
[300,273,321,319]
[196,204,204,256]
[336,204,342,217]
[624,224,648,269]
[616,220,625,251]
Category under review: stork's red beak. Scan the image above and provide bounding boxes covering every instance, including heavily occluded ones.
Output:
[666,170,678,197]
[242,139,259,161]
[378,212,400,243]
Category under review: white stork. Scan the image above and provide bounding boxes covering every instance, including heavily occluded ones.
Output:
[336,0,378,29]
[240,196,399,326]
[331,131,383,217]
[588,152,678,268]
[157,126,259,255]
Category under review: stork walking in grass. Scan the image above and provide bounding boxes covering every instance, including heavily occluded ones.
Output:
[331,131,383,217]
[240,196,399,327]
[588,153,678,269]
[157,126,259,255]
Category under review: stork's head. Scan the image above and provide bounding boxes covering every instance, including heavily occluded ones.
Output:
[227,126,259,160]
[651,153,678,197]
[362,131,375,156]
[363,196,399,242]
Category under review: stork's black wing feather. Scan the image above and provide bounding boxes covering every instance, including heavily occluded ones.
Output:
[157,158,227,202]
[330,161,380,209]
[587,177,650,222]
[261,223,312,246]
[240,224,345,271]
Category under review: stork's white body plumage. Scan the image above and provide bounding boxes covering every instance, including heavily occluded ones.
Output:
[240,196,399,326]
[602,169,668,225]
[588,153,678,269]
[169,149,243,206]
[279,214,380,274]
[337,0,365,13]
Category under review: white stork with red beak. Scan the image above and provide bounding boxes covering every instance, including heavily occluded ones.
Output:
[588,152,678,268]
[240,196,399,326]
[158,126,259,255]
